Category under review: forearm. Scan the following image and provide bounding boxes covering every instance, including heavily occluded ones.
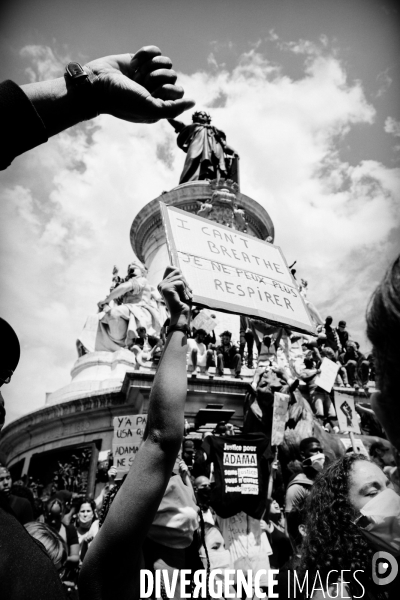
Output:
[79,326,188,600]
[146,328,188,444]
[21,77,93,138]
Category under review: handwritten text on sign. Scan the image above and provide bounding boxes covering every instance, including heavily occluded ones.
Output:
[112,415,147,474]
[161,204,315,334]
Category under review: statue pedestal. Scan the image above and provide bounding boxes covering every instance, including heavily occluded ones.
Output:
[45,349,138,406]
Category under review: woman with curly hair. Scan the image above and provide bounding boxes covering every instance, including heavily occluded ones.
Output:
[298,453,400,599]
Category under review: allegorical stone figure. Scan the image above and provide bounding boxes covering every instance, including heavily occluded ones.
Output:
[169,111,239,184]
[78,260,166,354]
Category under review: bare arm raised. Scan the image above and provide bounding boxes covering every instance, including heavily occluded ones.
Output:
[79,267,191,600]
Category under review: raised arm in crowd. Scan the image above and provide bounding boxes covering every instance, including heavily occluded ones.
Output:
[79,267,191,600]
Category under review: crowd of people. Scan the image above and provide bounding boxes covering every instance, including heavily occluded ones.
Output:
[1,44,400,600]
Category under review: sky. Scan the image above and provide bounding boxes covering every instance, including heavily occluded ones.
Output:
[1,0,399,425]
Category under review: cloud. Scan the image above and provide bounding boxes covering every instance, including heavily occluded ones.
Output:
[20,45,70,82]
[1,41,399,424]
[384,116,400,137]
[376,68,393,98]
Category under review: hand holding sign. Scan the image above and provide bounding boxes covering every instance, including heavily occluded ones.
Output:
[157,266,192,326]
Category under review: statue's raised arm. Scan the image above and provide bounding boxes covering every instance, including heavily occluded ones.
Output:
[168,118,186,134]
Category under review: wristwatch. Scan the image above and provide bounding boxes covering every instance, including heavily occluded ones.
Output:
[65,62,91,86]
[64,62,98,119]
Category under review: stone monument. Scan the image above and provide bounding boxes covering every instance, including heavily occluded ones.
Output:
[0,112,277,496]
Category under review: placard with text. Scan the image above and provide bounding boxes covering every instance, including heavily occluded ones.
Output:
[112,414,147,477]
[160,204,315,334]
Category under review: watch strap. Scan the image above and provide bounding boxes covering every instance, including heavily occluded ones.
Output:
[64,62,98,120]
[167,323,190,336]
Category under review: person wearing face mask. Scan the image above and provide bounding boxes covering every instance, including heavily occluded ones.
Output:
[198,523,236,598]
[285,437,326,515]
[299,454,400,599]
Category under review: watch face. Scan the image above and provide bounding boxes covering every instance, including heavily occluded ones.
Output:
[66,62,88,82]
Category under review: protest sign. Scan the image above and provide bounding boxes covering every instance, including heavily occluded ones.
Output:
[271,392,290,446]
[314,357,340,392]
[334,396,361,434]
[340,438,368,456]
[160,204,315,335]
[112,414,147,476]
[222,440,259,495]
[191,309,218,334]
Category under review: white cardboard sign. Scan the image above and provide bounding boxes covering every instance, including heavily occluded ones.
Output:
[271,392,290,446]
[191,309,218,334]
[314,358,340,392]
[160,204,315,334]
[112,415,147,475]
[334,396,361,434]
[340,438,368,456]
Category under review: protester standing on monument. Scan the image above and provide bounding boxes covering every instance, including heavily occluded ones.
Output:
[209,330,242,378]
[324,315,340,354]
[336,320,349,352]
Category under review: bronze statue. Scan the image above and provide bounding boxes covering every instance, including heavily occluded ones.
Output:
[169,111,239,184]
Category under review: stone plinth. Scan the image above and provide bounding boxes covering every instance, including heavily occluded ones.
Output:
[45,349,137,406]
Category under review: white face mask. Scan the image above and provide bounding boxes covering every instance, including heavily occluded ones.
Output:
[356,488,400,556]
[207,549,232,571]
[303,452,325,473]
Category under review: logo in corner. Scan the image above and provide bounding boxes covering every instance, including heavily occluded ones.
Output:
[372,551,398,586]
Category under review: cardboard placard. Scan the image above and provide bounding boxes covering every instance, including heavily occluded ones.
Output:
[271,392,290,446]
[314,357,340,392]
[191,309,218,334]
[334,396,361,434]
[340,438,368,456]
[160,204,315,335]
[112,414,147,475]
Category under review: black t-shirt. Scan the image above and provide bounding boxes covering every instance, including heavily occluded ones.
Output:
[203,433,271,519]
[58,523,79,549]
[267,524,292,569]
[0,501,67,599]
